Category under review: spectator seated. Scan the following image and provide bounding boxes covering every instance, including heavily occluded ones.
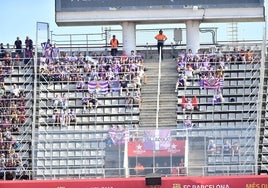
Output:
[175,74,187,92]
[212,89,224,105]
[180,96,199,113]
[207,140,216,155]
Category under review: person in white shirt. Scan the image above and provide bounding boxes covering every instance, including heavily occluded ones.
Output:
[184,115,192,128]
[183,99,194,113]
[184,65,194,79]
[52,94,62,109]
[213,89,224,105]
[11,84,20,98]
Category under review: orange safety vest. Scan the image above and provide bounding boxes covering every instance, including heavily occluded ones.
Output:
[155,34,167,42]
[110,39,119,48]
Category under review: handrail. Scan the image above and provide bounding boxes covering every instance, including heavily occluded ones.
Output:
[155,49,162,129]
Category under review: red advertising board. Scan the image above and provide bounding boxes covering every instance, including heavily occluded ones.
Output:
[0,175,268,188]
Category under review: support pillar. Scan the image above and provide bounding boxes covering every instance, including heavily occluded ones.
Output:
[121,22,136,55]
[185,20,200,54]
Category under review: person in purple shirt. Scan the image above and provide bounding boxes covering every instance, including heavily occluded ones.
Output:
[51,43,60,63]
[82,95,90,113]
[24,37,34,65]
[41,39,52,60]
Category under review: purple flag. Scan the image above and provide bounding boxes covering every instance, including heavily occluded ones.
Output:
[109,129,129,145]
[88,81,97,93]
[143,130,171,150]
[98,81,109,95]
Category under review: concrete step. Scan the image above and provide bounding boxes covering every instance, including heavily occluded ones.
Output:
[142,88,176,94]
[142,95,177,100]
[140,58,178,127]
[139,120,176,127]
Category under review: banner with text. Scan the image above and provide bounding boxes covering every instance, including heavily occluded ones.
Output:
[1,175,268,188]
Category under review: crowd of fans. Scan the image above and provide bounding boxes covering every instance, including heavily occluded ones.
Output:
[176,47,257,130]
[175,47,258,159]
[0,36,259,179]
[207,139,239,156]
[0,37,32,180]
[4,39,147,127]
[38,43,147,126]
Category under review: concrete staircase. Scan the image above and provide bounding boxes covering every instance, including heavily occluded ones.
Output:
[139,59,178,128]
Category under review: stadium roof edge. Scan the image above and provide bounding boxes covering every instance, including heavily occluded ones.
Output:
[55,7,265,26]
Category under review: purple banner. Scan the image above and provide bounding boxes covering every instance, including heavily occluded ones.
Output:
[88,81,109,95]
[202,77,224,89]
[109,129,129,145]
[143,130,171,150]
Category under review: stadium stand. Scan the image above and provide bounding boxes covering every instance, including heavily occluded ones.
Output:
[0,41,267,180]
[0,54,34,180]
[175,48,263,176]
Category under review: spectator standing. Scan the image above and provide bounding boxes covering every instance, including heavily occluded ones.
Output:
[14,37,22,56]
[110,35,119,56]
[25,36,33,50]
[51,43,60,63]
[41,39,52,61]
[154,29,167,60]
